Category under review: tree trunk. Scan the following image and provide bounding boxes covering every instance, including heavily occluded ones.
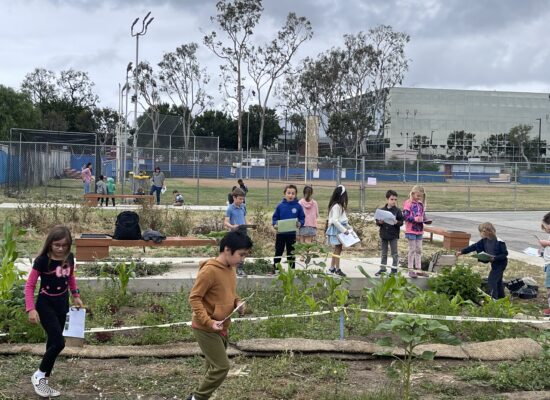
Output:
[520,144,531,169]
[258,107,266,149]
[237,63,243,151]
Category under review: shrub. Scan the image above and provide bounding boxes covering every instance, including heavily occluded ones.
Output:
[428,264,482,303]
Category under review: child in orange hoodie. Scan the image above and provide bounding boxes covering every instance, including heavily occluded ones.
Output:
[187,230,253,400]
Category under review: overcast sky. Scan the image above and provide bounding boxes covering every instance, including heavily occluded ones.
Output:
[2,0,550,112]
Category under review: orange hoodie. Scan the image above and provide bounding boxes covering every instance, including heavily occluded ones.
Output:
[189,258,241,333]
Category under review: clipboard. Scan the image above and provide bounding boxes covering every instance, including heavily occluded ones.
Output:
[277,218,298,233]
[337,229,361,248]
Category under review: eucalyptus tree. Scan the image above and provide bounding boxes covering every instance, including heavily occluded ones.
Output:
[159,43,212,149]
[247,12,312,149]
[204,0,263,151]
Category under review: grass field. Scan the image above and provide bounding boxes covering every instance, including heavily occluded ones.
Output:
[3,177,550,213]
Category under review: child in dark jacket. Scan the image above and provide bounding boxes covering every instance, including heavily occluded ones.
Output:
[375,190,404,275]
[271,184,305,273]
[456,222,508,299]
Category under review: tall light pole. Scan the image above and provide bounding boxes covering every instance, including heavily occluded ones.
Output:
[130,12,154,173]
[246,110,250,179]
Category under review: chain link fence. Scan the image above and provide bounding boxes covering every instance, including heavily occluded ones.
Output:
[3,128,550,211]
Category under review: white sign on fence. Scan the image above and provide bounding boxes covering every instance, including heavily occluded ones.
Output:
[367,177,377,185]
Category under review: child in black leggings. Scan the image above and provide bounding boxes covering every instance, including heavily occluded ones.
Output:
[25,225,84,398]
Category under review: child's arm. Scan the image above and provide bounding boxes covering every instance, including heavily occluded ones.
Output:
[493,241,508,262]
[298,205,305,227]
[456,241,478,256]
[328,205,347,233]
[395,209,404,227]
[189,269,223,330]
[540,239,550,247]
[272,205,280,228]
[224,216,235,230]
[24,268,39,313]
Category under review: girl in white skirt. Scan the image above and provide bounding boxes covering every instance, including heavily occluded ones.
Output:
[325,185,349,277]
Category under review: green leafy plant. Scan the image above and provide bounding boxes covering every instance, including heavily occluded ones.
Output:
[0,222,26,301]
[359,267,417,313]
[375,315,461,400]
[293,242,329,270]
[243,258,272,275]
[100,262,136,300]
[428,264,482,303]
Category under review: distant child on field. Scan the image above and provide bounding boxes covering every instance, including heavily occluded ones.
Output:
[537,212,550,316]
[402,185,428,278]
[237,178,248,199]
[173,190,184,206]
[227,186,237,205]
[224,187,247,276]
[25,225,83,398]
[298,185,319,244]
[456,222,508,299]
[325,185,349,277]
[106,176,116,206]
[95,175,107,206]
[271,184,305,273]
[187,230,253,400]
[375,190,404,275]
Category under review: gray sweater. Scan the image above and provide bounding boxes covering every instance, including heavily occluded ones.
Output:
[95,180,107,194]
[151,172,165,187]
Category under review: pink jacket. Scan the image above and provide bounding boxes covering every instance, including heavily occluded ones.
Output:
[402,199,426,235]
[298,198,318,228]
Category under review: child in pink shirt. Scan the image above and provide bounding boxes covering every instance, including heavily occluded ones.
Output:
[298,185,319,244]
[25,225,83,398]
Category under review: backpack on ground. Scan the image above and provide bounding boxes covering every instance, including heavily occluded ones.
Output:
[113,211,142,240]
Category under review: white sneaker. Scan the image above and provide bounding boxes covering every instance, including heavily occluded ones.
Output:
[32,374,60,398]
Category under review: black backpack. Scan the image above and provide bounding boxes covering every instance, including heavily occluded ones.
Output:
[113,211,142,240]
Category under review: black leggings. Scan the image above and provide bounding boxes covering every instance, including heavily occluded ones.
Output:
[274,234,296,269]
[36,296,68,376]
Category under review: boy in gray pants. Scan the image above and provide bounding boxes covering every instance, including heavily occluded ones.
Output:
[375,190,404,275]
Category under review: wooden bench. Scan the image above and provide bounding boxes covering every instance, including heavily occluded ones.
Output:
[83,194,154,206]
[489,173,511,183]
[424,226,471,250]
[75,235,217,261]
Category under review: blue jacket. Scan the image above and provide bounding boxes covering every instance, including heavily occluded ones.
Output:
[272,198,305,235]
[460,238,508,270]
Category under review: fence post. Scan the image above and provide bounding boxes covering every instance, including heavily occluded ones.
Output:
[514,162,518,211]
[361,156,366,212]
[168,136,172,175]
[45,142,49,198]
[196,151,200,205]
[216,148,220,180]
[336,156,341,185]
[416,158,419,182]
[266,155,270,206]
[286,150,290,180]
[467,160,471,210]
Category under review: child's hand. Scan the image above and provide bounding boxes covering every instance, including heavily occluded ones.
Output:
[414,216,423,222]
[73,297,84,308]
[455,251,461,257]
[237,301,246,316]
[273,225,278,230]
[212,320,224,331]
[28,310,40,324]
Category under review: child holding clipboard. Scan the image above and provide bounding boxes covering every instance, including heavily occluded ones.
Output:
[271,184,305,274]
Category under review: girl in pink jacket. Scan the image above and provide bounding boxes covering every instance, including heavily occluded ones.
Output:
[402,185,428,278]
[298,185,319,244]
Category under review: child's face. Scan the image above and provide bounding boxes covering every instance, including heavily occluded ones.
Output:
[387,195,398,207]
[225,248,249,267]
[284,188,296,201]
[50,238,70,259]
[412,191,423,202]
[233,195,245,206]
[542,223,550,233]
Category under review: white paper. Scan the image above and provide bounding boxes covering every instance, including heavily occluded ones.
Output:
[313,169,320,179]
[523,247,540,257]
[63,308,86,339]
[161,186,167,194]
[337,229,361,248]
[374,208,397,225]
[367,177,377,185]
[340,168,346,178]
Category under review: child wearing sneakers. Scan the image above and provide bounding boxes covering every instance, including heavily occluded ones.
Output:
[375,190,404,275]
[25,225,84,398]
[537,212,550,316]
[187,230,253,400]
[402,185,428,278]
[325,185,349,277]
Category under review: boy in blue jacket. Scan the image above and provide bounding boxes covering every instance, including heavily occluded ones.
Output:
[456,222,508,299]
[271,184,305,274]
